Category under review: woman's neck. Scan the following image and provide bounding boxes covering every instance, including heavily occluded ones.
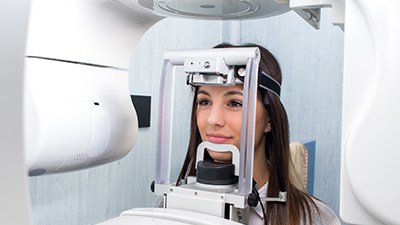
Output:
[253,139,270,188]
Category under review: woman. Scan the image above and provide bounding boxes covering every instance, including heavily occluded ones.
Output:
[176,43,340,225]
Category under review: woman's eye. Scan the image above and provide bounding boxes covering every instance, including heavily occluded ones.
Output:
[228,100,242,108]
[198,99,210,106]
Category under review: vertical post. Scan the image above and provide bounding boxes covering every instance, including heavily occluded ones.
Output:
[0,0,33,224]
[238,56,260,195]
[155,59,174,184]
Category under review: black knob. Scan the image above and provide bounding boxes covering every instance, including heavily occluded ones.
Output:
[247,193,259,207]
[150,180,155,193]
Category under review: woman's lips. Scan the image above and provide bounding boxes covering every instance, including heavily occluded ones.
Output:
[207,134,232,143]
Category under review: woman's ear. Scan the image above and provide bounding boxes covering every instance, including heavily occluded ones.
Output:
[264,122,271,133]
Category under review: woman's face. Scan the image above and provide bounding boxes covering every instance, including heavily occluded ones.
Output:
[196,85,270,162]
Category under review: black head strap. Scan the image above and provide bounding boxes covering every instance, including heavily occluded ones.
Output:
[234,66,281,97]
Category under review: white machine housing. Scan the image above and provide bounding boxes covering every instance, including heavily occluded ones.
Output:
[118,0,344,30]
[136,0,290,20]
[340,1,400,224]
[23,0,162,175]
[96,208,243,225]
[24,57,138,175]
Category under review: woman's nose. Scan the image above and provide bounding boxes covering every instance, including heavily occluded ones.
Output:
[207,106,225,127]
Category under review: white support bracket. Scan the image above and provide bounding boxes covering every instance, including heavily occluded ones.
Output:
[290,0,344,30]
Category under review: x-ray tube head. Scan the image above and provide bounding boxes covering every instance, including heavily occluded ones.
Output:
[25,57,138,176]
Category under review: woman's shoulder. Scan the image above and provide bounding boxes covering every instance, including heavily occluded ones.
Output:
[309,198,341,225]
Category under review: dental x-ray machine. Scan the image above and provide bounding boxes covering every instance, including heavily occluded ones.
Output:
[2,0,400,224]
[99,45,287,225]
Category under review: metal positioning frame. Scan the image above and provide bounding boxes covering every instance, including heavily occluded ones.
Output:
[154,47,260,222]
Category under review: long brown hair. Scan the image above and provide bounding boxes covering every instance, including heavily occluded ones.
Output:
[176,43,319,224]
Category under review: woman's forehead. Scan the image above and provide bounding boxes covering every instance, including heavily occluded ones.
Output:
[198,85,243,94]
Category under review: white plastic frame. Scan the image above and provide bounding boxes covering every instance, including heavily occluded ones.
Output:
[155,47,260,196]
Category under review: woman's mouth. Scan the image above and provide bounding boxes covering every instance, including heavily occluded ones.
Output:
[207,134,232,144]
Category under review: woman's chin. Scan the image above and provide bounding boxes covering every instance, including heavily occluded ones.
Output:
[207,151,232,163]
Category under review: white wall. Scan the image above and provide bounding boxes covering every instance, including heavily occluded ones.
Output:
[29,8,344,225]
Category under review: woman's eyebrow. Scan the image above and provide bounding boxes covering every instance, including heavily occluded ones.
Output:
[197,89,243,97]
[224,91,243,97]
[197,89,210,96]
